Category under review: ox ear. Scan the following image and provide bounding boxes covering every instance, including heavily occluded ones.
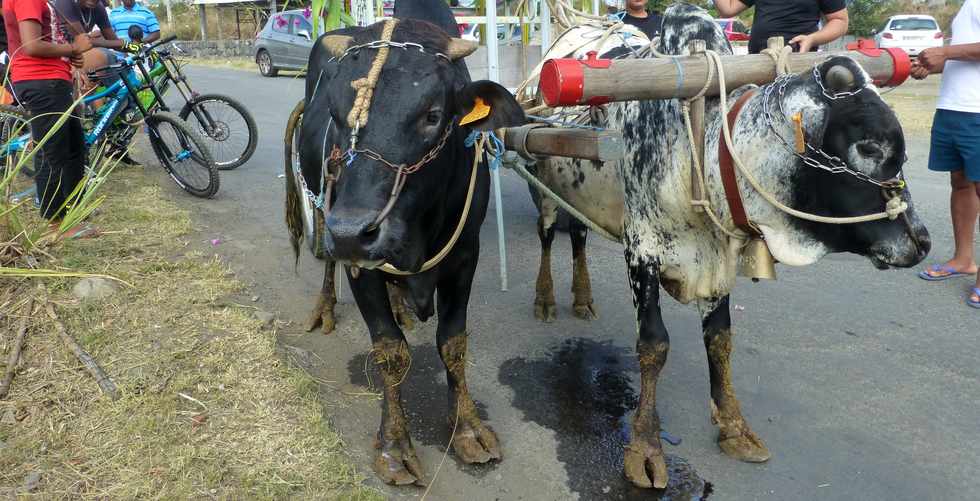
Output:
[456,80,525,131]
[321,35,353,57]
[446,38,479,60]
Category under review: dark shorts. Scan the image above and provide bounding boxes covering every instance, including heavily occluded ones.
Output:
[928,109,980,182]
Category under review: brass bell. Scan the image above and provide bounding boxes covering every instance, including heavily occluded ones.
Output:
[737,237,777,282]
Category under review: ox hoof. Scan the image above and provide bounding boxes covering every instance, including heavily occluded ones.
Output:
[534,299,557,323]
[718,430,771,463]
[623,439,669,489]
[304,302,336,335]
[572,301,598,320]
[452,421,502,464]
[373,438,427,486]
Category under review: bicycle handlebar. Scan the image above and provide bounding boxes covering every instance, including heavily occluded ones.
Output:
[145,35,178,53]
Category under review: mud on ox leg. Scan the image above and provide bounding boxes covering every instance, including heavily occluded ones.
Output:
[305,259,415,335]
[436,256,501,464]
[701,296,770,462]
[347,268,425,485]
[623,250,671,489]
[533,195,597,322]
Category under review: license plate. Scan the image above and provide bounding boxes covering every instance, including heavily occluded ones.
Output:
[906,36,926,40]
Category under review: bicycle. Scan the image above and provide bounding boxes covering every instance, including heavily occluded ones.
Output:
[0,36,219,198]
[131,40,257,170]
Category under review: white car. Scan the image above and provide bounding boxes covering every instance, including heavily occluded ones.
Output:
[874,15,944,56]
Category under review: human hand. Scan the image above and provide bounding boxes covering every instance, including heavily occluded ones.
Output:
[910,65,930,80]
[916,47,947,74]
[788,34,816,53]
[71,34,93,56]
[70,53,85,67]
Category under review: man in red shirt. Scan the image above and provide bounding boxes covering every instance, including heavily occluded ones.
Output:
[4,0,94,235]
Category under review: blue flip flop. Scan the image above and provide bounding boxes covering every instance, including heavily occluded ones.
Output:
[969,288,980,309]
[919,264,974,281]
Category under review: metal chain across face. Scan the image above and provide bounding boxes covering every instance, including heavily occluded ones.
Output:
[762,71,905,190]
[322,20,457,230]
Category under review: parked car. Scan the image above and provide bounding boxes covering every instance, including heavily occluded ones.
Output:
[457,22,523,44]
[255,9,320,77]
[715,18,750,42]
[874,15,944,56]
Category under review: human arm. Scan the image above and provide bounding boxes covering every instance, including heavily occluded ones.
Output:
[712,0,750,18]
[914,43,980,78]
[17,20,90,65]
[788,7,848,53]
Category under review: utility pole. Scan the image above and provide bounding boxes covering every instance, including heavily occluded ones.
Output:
[164,0,173,28]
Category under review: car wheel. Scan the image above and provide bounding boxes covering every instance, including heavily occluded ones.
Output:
[257,50,278,77]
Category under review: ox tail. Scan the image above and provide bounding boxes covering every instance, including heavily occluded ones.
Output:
[284,99,306,268]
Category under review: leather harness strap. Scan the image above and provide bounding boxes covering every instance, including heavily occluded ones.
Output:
[718,89,761,237]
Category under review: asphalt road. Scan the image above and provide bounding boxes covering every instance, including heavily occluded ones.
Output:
[145,66,979,500]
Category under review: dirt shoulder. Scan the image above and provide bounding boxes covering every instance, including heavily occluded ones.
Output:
[0,168,379,499]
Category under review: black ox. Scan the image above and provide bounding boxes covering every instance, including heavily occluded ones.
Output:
[284,0,524,486]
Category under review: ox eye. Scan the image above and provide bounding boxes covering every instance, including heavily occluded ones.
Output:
[425,110,442,126]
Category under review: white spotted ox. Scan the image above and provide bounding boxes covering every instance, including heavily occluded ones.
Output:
[530,4,930,489]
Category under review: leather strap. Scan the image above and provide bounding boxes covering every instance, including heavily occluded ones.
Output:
[718,89,761,236]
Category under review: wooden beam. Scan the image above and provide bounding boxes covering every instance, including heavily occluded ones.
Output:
[540,48,911,107]
[501,125,624,163]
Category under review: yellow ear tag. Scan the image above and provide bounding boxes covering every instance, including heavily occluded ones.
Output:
[460,97,491,126]
[791,112,806,154]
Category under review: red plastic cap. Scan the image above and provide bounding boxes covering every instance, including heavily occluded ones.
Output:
[541,58,584,107]
[882,47,910,87]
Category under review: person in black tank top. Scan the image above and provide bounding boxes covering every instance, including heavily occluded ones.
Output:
[713,0,848,54]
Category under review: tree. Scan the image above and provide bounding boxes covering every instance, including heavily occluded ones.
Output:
[847,0,889,36]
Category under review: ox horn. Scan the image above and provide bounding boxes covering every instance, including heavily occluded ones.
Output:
[446,38,479,60]
[321,35,353,57]
[825,65,856,93]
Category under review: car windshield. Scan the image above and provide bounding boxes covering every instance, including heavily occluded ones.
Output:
[889,18,938,31]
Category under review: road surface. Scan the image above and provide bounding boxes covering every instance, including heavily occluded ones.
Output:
[143,66,978,500]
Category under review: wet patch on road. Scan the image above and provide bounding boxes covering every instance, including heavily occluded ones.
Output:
[499,338,711,500]
[348,343,498,478]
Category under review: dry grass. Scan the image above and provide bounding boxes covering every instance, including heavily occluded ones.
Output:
[882,77,941,136]
[0,168,380,500]
[187,57,258,72]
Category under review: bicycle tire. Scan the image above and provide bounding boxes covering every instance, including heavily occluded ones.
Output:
[178,93,257,171]
[146,111,219,198]
[286,106,326,259]
[0,104,36,178]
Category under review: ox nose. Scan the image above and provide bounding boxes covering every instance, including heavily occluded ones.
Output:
[324,212,384,261]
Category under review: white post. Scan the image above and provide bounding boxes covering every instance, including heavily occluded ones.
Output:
[352,0,375,26]
[592,0,599,15]
[165,0,173,28]
[540,0,551,58]
[486,0,508,291]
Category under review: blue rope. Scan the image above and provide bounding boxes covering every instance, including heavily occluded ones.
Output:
[464,130,505,171]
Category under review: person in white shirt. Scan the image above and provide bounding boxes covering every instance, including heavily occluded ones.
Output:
[913,0,980,309]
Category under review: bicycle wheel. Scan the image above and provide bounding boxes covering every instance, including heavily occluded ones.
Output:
[0,104,36,178]
[179,93,257,171]
[146,111,219,198]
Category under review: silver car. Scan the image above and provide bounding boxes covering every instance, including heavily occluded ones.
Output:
[254,10,318,77]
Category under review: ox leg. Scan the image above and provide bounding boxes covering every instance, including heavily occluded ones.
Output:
[388,283,416,331]
[437,257,502,464]
[305,259,337,334]
[348,269,425,486]
[702,296,770,463]
[623,250,670,489]
[569,219,597,320]
[534,196,558,322]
